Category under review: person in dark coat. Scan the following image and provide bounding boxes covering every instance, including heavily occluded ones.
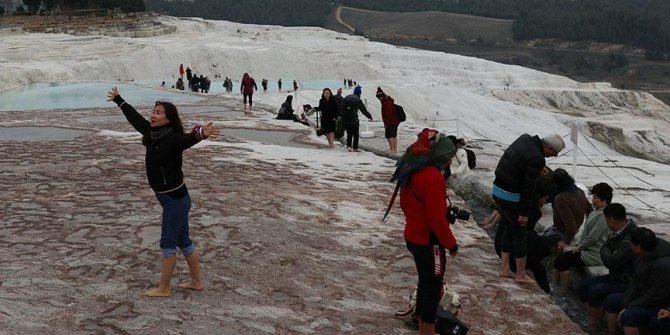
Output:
[376,87,399,155]
[106,86,219,298]
[341,85,373,152]
[551,168,592,248]
[493,133,565,284]
[614,227,670,335]
[494,172,558,294]
[276,95,294,120]
[317,88,339,147]
[577,203,637,333]
[240,73,257,111]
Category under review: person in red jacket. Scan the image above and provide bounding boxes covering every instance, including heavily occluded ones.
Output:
[391,128,459,335]
[240,73,257,111]
[376,87,399,155]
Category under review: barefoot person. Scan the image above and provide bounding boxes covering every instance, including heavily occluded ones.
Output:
[492,133,565,284]
[107,87,219,297]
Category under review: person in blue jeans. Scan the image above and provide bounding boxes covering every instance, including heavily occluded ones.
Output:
[107,86,219,297]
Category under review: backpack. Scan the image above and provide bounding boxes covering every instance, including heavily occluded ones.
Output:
[340,100,357,125]
[394,104,406,122]
[465,148,476,169]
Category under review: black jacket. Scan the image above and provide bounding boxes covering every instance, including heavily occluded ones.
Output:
[341,94,372,125]
[600,220,637,283]
[623,238,670,308]
[318,97,340,123]
[114,96,201,193]
[493,134,546,215]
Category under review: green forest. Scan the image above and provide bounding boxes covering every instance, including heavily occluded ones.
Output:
[144,0,330,27]
[17,0,145,13]
[129,0,670,52]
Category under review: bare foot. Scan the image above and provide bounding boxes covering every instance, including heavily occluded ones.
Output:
[178,282,204,291]
[143,287,171,297]
[499,271,515,279]
[516,275,536,284]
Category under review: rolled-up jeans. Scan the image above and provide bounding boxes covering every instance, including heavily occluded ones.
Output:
[155,192,195,257]
[494,195,527,257]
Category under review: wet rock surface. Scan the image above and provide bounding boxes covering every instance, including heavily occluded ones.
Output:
[0,96,585,334]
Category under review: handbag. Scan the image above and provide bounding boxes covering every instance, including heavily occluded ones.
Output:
[435,305,469,335]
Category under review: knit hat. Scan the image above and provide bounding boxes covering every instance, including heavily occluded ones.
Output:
[353,85,362,96]
[390,128,456,186]
[376,87,385,98]
[542,134,565,152]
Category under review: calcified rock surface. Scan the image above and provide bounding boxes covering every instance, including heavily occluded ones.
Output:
[0,95,584,334]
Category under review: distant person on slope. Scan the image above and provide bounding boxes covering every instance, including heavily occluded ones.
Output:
[106,86,219,298]
[278,78,282,92]
[376,87,399,155]
[179,64,184,79]
[493,133,565,284]
[341,85,373,152]
[240,73,257,111]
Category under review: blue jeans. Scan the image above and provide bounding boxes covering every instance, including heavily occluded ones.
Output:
[578,274,627,307]
[155,192,194,257]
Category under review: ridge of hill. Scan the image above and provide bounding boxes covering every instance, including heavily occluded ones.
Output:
[325,6,670,106]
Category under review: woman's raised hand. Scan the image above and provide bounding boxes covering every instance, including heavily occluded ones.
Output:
[106,87,119,101]
[203,122,220,139]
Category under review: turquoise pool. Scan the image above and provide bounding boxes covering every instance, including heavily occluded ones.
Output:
[0,82,205,112]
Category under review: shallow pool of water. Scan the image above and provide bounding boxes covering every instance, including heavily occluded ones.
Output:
[0,127,92,141]
[222,128,314,148]
[0,82,204,112]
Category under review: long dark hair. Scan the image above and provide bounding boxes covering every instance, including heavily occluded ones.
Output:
[142,101,184,146]
[321,88,333,101]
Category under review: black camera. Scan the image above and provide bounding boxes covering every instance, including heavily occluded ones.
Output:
[447,205,470,223]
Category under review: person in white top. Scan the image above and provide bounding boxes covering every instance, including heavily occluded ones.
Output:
[450,138,470,176]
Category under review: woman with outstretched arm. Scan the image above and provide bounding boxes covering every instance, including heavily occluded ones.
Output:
[107,87,219,297]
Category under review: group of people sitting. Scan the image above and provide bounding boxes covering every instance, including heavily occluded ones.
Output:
[485,133,670,335]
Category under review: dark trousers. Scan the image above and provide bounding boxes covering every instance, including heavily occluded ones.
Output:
[243,93,253,106]
[553,250,585,271]
[345,122,360,149]
[406,240,446,324]
[494,195,527,257]
[577,274,627,307]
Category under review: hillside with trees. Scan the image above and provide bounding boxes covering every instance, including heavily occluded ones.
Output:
[144,0,330,27]
[144,0,670,54]
[17,0,145,13]
[343,0,670,53]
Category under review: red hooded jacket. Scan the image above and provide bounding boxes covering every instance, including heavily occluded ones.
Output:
[380,95,399,126]
[400,165,457,249]
[241,73,256,95]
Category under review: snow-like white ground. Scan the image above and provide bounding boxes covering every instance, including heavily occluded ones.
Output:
[1,14,669,334]
[2,15,668,233]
